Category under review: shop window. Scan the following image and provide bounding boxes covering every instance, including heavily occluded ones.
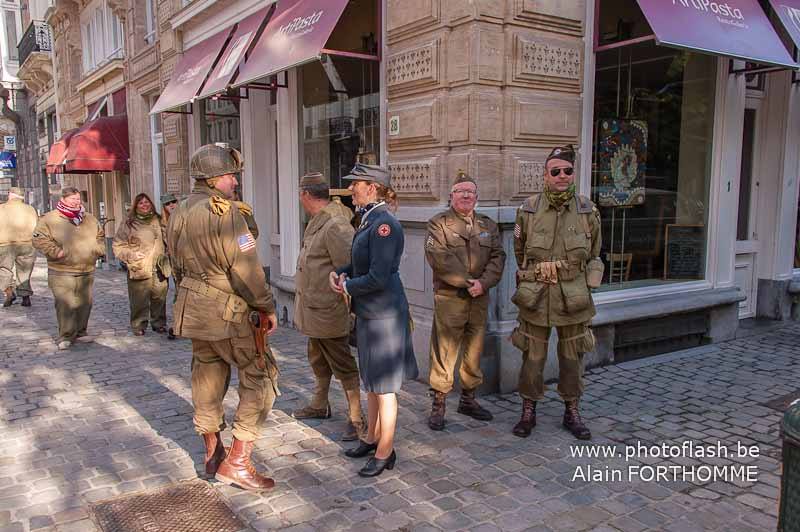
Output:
[593,1,716,290]
[199,98,241,193]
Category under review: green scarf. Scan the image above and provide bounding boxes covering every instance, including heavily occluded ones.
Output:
[544,183,576,209]
[135,211,155,223]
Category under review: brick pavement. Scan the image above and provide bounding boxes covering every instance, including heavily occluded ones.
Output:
[0,262,795,531]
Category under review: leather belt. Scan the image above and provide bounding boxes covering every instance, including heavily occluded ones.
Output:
[180,277,231,304]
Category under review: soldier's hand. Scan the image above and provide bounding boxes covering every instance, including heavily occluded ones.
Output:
[56,249,65,260]
[265,313,278,336]
[467,279,485,297]
[329,271,344,294]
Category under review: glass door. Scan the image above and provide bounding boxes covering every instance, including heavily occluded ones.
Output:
[734,103,761,318]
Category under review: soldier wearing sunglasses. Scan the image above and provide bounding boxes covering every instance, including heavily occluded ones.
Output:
[510,145,602,441]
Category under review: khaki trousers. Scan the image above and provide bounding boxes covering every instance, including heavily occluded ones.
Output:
[191,334,278,442]
[428,293,488,394]
[126,273,168,331]
[0,244,36,296]
[48,271,94,343]
[516,321,593,402]
[307,336,360,391]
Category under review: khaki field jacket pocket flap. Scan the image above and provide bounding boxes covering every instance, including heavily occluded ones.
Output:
[526,234,551,251]
[512,280,545,311]
[223,294,249,323]
[560,276,590,313]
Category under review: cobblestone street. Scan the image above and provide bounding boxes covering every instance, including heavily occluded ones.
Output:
[0,263,796,531]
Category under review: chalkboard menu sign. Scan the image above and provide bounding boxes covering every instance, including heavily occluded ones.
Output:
[663,224,705,280]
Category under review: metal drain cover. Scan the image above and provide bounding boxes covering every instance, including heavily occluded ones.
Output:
[763,390,800,411]
[89,480,248,532]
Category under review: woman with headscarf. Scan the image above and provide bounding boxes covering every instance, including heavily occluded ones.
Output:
[330,163,418,477]
[113,193,169,336]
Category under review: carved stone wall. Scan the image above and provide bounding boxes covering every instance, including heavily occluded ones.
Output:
[386,0,585,205]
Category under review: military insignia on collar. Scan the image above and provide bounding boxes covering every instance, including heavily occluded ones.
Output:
[377,224,391,237]
[514,224,521,239]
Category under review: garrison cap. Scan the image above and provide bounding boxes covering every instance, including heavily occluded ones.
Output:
[300,171,329,188]
[342,162,392,188]
[160,193,177,205]
[452,169,476,188]
[190,142,243,179]
[546,144,576,166]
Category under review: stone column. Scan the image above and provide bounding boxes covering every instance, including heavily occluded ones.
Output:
[386,0,586,392]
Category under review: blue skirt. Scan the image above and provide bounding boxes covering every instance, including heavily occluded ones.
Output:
[356,311,419,394]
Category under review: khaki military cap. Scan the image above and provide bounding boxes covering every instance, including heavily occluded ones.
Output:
[452,170,476,188]
[300,172,328,188]
[190,143,243,179]
[160,193,177,205]
[546,145,576,165]
[342,163,392,188]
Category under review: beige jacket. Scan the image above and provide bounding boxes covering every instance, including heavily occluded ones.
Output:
[166,182,275,342]
[32,211,105,274]
[113,216,166,280]
[0,198,38,246]
[294,201,354,338]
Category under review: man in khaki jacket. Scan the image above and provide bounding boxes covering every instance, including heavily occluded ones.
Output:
[292,172,362,441]
[424,172,506,431]
[0,188,38,307]
[167,143,279,492]
[32,187,105,349]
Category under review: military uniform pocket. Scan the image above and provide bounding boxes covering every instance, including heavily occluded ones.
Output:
[559,275,590,313]
[510,327,529,351]
[222,294,249,323]
[512,281,545,310]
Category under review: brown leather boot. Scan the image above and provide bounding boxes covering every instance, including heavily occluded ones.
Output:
[342,418,365,442]
[2,288,14,308]
[21,296,31,307]
[512,399,536,438]
[563,400,591,440]
[457,389,493,421]
[215,437,275,491]
[202,432,226,476]
[428,391,446,431]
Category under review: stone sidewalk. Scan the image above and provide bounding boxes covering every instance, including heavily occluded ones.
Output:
[0,263,795,531]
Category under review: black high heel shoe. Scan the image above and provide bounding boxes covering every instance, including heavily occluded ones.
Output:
[345,440,377,458]
[358,450,396,477]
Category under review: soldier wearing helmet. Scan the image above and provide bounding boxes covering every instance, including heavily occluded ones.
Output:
[166,143,280,491]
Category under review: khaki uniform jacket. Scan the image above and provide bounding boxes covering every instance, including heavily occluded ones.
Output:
[294,201,354,338]
[0,199,38,246]
[513,193,601,327]
[32,211,105,274]
[112,216,166,280]
[425,208,506,292]
[166,183,275,342]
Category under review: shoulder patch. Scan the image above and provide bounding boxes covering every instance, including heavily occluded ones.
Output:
[377,224,391,237]
[209,196,231,216]
[237,232,257,252]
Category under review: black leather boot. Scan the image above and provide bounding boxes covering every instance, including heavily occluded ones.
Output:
[457,389,493,421]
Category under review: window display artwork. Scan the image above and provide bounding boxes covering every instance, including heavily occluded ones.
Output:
[595,119,647,207]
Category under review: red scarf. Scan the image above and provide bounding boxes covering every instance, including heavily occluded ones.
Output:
[56,201,85,226]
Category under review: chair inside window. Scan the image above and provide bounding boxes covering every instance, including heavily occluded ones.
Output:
[605,252,633,283]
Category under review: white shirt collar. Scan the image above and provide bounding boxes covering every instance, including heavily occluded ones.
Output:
[361,201,386,224]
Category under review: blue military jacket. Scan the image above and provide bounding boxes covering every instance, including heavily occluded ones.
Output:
[339,204,409,319]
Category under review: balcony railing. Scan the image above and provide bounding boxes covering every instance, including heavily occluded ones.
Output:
[18,21,53,67]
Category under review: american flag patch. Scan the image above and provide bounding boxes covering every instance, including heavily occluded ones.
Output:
[238,233,256,252]
[514,224,522,239]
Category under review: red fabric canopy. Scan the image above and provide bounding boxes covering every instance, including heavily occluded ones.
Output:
[45,128,78,175]
[64,115,130,174]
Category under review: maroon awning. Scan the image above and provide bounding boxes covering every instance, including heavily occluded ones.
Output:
[45,128,78,175]
[150,27,234,114]
[635,0,797,68]
[234,0,351,88]
[197,7,275,99]
[769,0,800,54]
[63,115,130,174]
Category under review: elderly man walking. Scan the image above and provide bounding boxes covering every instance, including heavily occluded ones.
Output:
[0,188,38,307]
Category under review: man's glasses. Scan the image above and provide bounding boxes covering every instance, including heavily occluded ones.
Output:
[549,167,574,177]
[452,189,477,197]
[165,201,178,206]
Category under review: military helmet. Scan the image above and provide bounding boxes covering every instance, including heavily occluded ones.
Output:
[190,143,243,180]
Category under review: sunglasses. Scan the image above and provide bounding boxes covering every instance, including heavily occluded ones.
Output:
[549,167,574,177]
[165,201,178,206]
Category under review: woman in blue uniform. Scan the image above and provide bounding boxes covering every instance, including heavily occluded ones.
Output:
[330,163,418,477]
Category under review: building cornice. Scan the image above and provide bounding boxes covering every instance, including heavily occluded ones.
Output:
[169,0,216,30]
[75,58,124,93]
